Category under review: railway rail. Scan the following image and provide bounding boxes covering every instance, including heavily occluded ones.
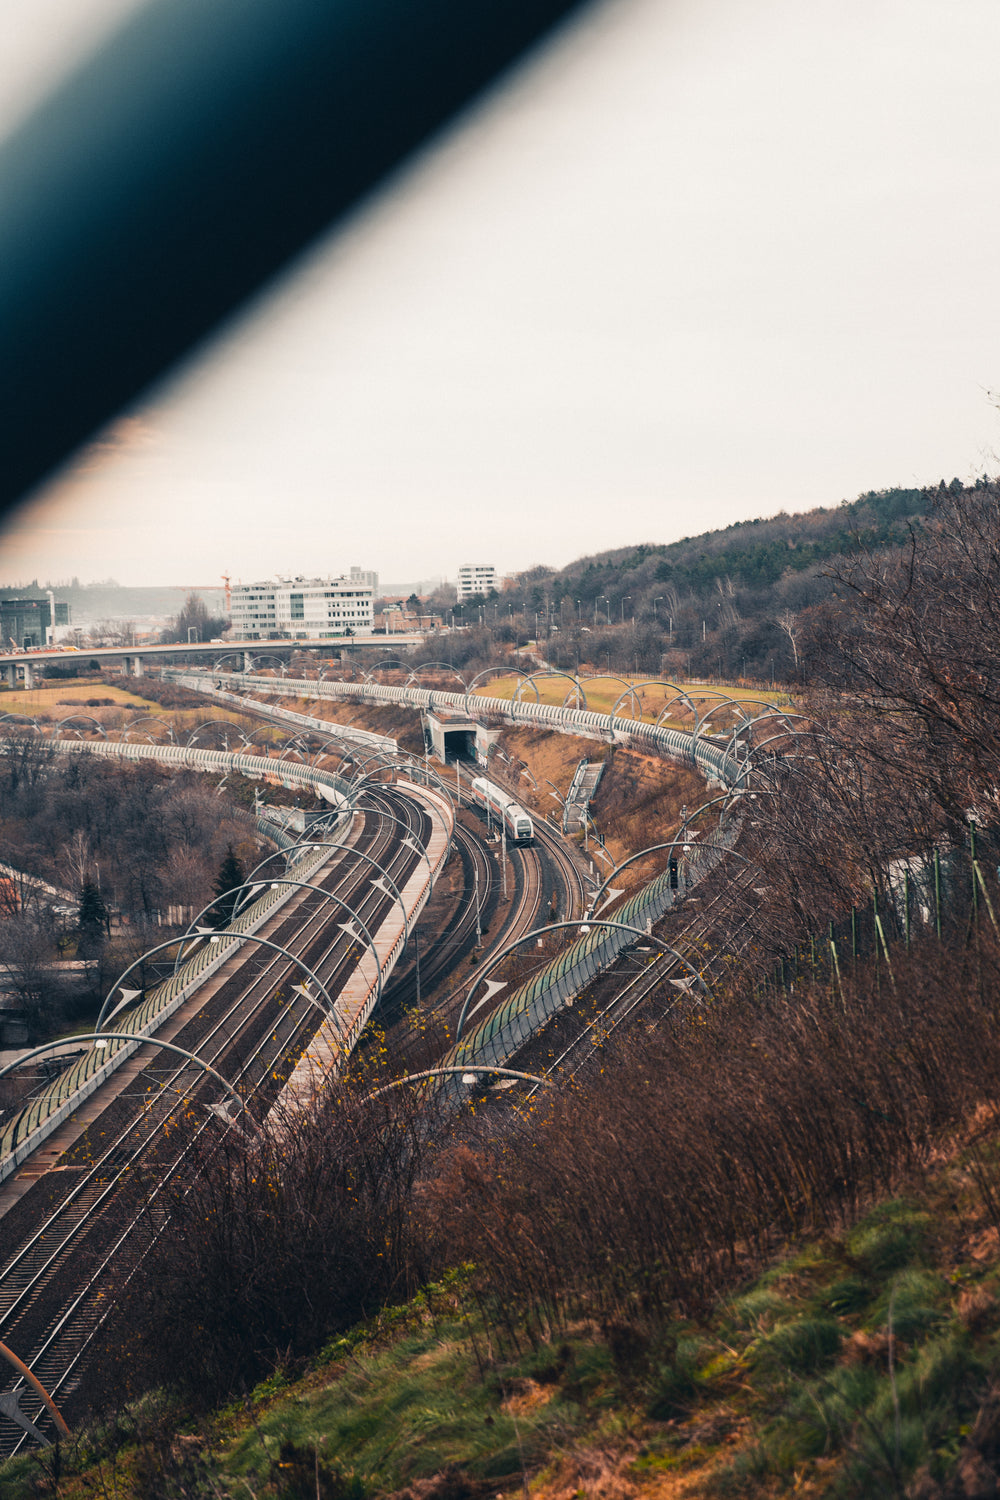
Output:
[0,787,437,1452]
[520,857,765,1093]
[0,670,770,1450]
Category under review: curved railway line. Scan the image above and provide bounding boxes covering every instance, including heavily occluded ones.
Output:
[0,670,791,1452]
[0,787,432,1453]
[517,857,765,1094]
[418,777,588,1034]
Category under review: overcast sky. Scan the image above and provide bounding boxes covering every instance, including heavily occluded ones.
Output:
[2,0,999,588]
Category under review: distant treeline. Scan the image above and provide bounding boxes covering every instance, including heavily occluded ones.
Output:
[442,477,991,680]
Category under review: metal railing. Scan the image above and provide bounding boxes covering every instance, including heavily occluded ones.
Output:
[178,671,745,787]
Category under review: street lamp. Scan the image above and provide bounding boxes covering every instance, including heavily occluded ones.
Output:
[653,596,663,620]
[620,596,631,623]
[597,595,608,626]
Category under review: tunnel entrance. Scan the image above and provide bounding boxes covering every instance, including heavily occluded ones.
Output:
[425,708,478,763]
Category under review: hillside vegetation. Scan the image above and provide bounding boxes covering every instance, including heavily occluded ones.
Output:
[7,933,1000,1498]
[412,478,991,682]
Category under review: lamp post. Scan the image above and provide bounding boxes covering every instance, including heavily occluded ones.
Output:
[620,596,631,624]
[545,778,567,834]
[653,596,663,620]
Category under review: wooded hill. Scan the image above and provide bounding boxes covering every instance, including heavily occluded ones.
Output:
[459,477,991,680]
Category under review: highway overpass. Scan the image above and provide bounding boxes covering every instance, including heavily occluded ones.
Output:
[0,633,428,687]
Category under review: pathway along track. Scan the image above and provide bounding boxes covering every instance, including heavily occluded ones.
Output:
[0,787,429,1454]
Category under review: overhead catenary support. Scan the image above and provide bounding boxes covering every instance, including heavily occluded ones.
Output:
[96,933,339,1033]
[453,918,708,1043]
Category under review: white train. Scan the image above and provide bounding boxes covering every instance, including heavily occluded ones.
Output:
[470,776,534,844]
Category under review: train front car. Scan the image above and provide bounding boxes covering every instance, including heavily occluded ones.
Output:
[470,774,534,844]
[506,804,534,844]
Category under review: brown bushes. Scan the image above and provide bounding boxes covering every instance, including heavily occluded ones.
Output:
[111,1085,432,1405]
[419,932,1000,1342]
[106,929,1000,1411]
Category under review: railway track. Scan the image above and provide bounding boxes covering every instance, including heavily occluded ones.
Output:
[0,788,430,1452]
[0,685,752,1450]
[412,790,588,1043]
[517,851,765,1092]
[377,821,498,1018]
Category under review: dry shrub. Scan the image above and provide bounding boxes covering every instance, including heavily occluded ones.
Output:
[419,931,1000,1342]
[111,1082,432,1405]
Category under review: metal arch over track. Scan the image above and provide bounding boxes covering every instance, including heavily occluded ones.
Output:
[513,668,586,708]
[363,658,409,680]
[166,668,746,786]
[0,1032,249,1158]
[610,678,696,724]
[122,713,176,743]
[351,752,456,809]
[453,918,708,1043]
[244,655,288,676]
[95,930,340,1033]
[212,652,249,674]
[404,661,468,691]
[239,841,413,954]
[463,664,538,714]
[587,839,762,919]
[49,715,107,740]
[307,731,366,767]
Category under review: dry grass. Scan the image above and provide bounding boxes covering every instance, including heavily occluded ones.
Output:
[0,680,163,717]
[284,695,427,754]
[492,730,709,881]
[477,675,787,730]
[589,751,711,879]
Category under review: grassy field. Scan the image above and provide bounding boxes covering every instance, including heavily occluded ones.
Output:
[0,681,162,714]
[0,681,260,738]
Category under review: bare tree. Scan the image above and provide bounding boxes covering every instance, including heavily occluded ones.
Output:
[61,828,95,890]
[776,609,801,670]
[0,913,59,1036]
[90,618,137,646]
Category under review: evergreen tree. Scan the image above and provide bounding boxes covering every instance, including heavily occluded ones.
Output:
[211,846,245,928]
[77,879,108,957]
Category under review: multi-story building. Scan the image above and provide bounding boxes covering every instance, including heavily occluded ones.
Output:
[0,596,70,649]
[349,565,379,594]
[457,564,497,600]
[229,577,373,640]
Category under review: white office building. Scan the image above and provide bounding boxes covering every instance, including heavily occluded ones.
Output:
[229,576,374,640]
[457,564,497,600]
